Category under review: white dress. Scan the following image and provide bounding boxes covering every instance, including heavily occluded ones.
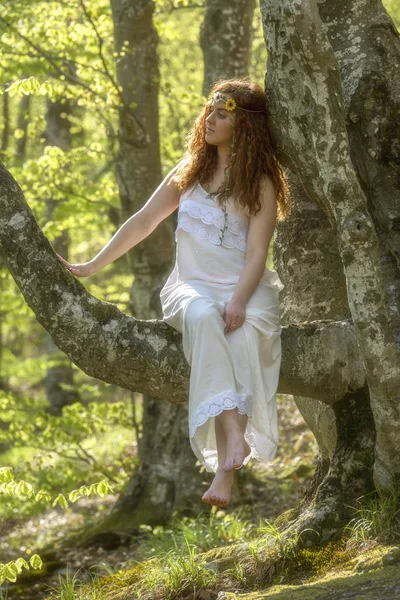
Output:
[160,182,284,473]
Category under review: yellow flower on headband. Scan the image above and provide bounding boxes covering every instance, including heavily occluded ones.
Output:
[207,92,237,112]
[206,90,265,114]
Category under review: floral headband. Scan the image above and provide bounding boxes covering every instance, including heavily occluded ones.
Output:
[207,91,265,113]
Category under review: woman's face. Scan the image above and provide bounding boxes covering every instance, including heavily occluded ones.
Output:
[205,94,235,146]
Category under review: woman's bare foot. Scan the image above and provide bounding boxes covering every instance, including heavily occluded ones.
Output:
[222,430,251,471]
[202,468,234,506]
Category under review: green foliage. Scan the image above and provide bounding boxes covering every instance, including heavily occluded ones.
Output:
[383,0,400,27]
[0,554,43,586]
[0,391,133,518]
[0,465,113,586]
[0,465,113,508]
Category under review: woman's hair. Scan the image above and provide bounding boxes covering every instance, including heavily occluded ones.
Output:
[172,78,292,220]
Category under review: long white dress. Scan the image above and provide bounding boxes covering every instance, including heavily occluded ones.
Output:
[160,182,284,473]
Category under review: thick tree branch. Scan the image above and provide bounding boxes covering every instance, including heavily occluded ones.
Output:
[0,160,366,406]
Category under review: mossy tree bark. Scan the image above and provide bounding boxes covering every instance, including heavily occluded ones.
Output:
[259,0,400,544]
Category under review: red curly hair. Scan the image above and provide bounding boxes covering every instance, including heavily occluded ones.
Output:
[172,78,291,220]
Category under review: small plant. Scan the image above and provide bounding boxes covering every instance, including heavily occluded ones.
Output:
[343,480,400,549]
[225,560,247,586]
[256,518,301,560]
[45,566,83,600]
[0,554,43,586]
[45,565,107,600]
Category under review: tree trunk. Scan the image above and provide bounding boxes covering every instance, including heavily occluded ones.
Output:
[275,169,352,501]
[15,90,30,163]
[43,97,81,416]
[200,0,256,94]
[318,0,400,490]
[1,91,10,152]
[97,0,205,533]
[259,0,400,544]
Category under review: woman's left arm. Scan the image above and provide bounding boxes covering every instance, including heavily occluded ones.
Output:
[223,179,277,331]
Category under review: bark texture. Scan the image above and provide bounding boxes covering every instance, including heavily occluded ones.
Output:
[44,97,81,416]
[259,0,400,493]
[275,169,348,479]
[200,0,256,94]
[318,0,400,491]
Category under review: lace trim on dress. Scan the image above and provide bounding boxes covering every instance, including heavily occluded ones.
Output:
[189,390,252,439]
[180,199,249,231]
[176,200,249,254]
[245,431,278,460]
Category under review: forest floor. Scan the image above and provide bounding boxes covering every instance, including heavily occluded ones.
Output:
[3,396,398,600]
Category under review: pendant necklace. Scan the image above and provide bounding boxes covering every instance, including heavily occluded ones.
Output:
[204,189,229,244]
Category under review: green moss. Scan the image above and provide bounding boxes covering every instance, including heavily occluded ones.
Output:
[217,557,400,599]
[96,557,162,591]
[41,538,400,600]
[272,506,302,530]
[274,539,358,585]
[202,543,242,562]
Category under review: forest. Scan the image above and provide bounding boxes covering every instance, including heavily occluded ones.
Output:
[1,0,400,599]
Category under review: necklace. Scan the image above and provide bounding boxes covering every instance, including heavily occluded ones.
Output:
[201,187,229,244]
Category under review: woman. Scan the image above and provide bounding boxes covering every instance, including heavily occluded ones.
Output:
[57,78,290,507]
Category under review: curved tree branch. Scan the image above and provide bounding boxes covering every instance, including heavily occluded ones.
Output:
[0,160,366,405]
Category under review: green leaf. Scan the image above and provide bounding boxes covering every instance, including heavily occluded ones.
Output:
[29,554,43,570]
[52,493,69,509]
[0,467,14,483]
[15,557,30,571]
[4,562,19,582]
[96,480,110,497]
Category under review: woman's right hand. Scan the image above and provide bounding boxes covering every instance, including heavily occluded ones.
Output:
[56,253,97,278]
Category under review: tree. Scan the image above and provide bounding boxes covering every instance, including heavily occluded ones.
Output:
[94,0,206,532]
[43,96,82,415]
[258,0,400,544]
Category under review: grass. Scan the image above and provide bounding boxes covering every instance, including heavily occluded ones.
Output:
[45,566,106,600]
[62,478,400,600]
[343,479,400,550]
[132,506,257,562]
[3,395,400,600]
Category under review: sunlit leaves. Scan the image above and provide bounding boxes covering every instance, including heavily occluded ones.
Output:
[3,77,66,99]
[0,556,42,585]
[1,463,115,510]
[0,463,112,585]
